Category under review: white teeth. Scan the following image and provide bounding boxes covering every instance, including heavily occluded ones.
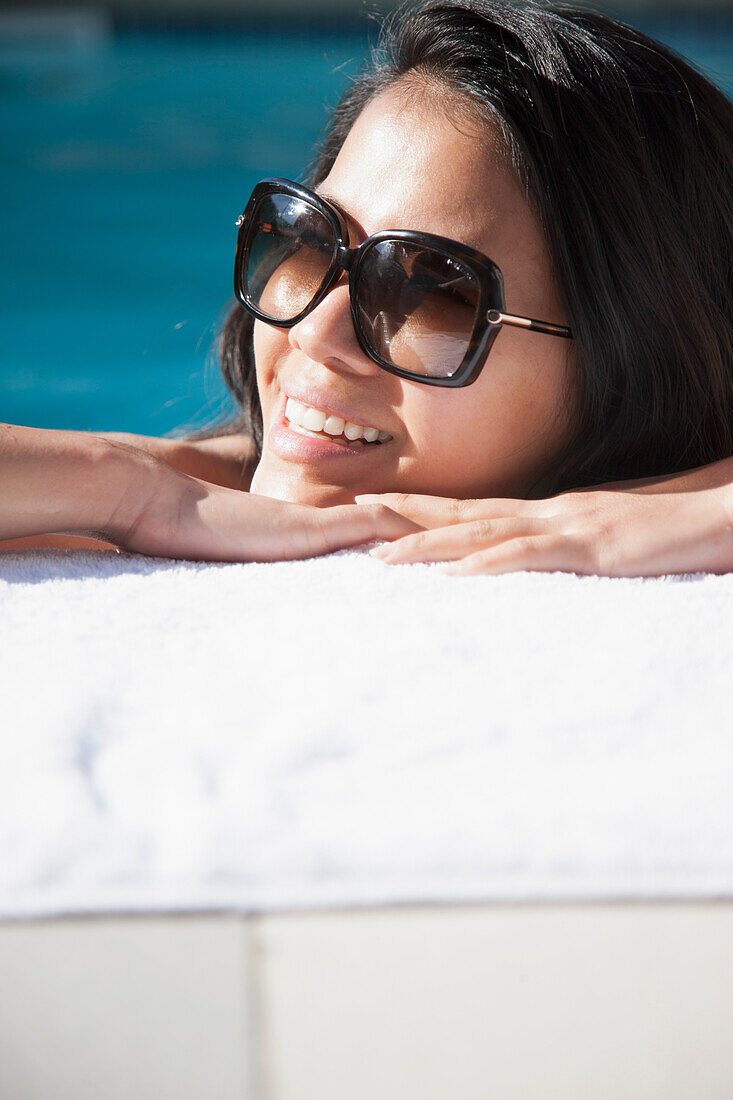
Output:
[291,425,336,442]
[285,397,306,425]
[302,407,326,432]
[323,415,346,436]
[343,421,363,441]
[285,396,390,443]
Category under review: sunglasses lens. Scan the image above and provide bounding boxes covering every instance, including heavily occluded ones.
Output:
[242,193,336,322]
[354,241,481,377]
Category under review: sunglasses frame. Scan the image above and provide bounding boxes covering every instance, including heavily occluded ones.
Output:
[234,177,572,388]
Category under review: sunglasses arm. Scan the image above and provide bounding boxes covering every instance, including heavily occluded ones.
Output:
[487,309,572,340]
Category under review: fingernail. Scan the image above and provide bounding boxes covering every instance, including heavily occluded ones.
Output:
[369,544,391,559]
[354,495,379,505]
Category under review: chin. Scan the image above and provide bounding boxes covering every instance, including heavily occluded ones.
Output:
[249,461,356,508]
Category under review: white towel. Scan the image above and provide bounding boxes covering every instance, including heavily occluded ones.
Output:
[1,546,732,919]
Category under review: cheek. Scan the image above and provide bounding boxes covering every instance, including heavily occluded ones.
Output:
[253,322,290,412]
[402,337,573,497]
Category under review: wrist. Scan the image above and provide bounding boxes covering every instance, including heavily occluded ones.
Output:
[84,434,163,544]
[42,431,142,540]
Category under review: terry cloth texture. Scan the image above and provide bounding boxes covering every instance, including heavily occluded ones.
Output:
[1,547,732,919]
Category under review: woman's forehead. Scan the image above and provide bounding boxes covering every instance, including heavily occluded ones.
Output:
[314,87,530,253]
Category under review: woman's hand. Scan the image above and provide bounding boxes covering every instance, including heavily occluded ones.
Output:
[0,424,419,561]
[100,440,419,563]
[354,457,733,577]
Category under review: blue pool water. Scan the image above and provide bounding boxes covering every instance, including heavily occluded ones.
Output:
[2,16,732,437]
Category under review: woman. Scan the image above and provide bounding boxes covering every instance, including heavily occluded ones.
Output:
[2,0,732,574]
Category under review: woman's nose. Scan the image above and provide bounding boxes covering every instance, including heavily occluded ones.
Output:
[287,277,382,377]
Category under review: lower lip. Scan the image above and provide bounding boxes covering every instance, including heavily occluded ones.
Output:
[269,412,389,462]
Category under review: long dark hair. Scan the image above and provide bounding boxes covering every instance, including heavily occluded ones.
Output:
[184,0,733,496]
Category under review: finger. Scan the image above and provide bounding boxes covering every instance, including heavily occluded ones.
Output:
[354,492,537,529]
[369,516,541,563]
[287,503,423,560]
[441,534,586,576]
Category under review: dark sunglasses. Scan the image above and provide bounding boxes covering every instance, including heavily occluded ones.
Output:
[234,177,572,388]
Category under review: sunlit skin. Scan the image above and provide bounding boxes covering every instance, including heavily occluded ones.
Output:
[249,78,575,508]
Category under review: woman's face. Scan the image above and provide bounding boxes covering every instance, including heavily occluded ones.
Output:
[249,80,574,506]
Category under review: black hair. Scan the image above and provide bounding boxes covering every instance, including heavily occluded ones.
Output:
[184,0,733,496]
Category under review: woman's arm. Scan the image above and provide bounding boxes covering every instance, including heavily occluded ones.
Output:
[354,456,733,577]
[0,422,416,560]
[0,424,147,552]
[0,428,258,552]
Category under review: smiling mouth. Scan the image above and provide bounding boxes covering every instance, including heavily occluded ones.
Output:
[283,396,393,447]
[287,423,380,447]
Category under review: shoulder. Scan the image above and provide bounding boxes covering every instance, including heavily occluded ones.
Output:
[178,433,257,490]
[94,429,257,491]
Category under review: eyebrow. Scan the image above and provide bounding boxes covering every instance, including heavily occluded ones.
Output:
[313,186,368,246]
[314,186,350,221]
